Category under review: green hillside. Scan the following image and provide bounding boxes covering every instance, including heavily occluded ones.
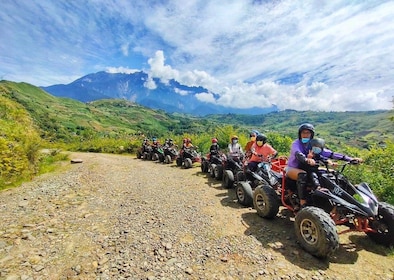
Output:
[0,81,214,142]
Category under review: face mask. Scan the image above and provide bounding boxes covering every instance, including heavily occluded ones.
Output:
[301,138,310,144]
[232,140,238,144]
[312,147,322,154]
[256,141,263,146]
[250,136,256,141]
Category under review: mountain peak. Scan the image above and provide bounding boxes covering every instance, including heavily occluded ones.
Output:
[42,71,277,116]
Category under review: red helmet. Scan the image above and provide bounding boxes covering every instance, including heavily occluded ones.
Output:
[212,138,218,143]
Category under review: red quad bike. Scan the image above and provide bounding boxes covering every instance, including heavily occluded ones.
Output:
[253,159,394,258]
[201,152,227,180]
[176,147,201,169]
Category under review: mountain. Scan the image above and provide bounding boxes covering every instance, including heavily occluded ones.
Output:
[41,71,278,116]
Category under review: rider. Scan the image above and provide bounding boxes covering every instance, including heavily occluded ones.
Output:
[228,135,243,159]
[287,123,363,208]
[247,134,278,172]
[184,138,193,148]
[209,138,220,162]
[244,130,260,159]
[141,138,151,153]
[226,135,244,170]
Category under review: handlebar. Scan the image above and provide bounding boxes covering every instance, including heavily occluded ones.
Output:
[318,158,361,173]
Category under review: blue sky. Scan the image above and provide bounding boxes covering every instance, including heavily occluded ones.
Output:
[1,0,393,111]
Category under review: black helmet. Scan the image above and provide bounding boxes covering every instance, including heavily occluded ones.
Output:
[256,134,267,144]
[298,123,315,139]
[310,138,325,148]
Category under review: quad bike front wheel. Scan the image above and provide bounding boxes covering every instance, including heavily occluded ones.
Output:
[164,155,172,164]
[222,170,234,189]
[366,202,394,247]
[201,160,209,173]
[295,206,339,258]
[184,158,193,168]
[214,165,223,180]
[210,164,217,178]
[236,181,253,207]
[176,157,183,167]
[253,183,280,219]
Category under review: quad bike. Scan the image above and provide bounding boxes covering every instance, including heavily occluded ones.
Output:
[235,158,285,207]
[142,145,153,160]
[163,145,179,164]
[176,147,201,169]
[156,146,166,162]
[201,153,226,180]
[136,147,144,159]
[253,159,394,258]
[221,156,244,189]
[150,145,162,161]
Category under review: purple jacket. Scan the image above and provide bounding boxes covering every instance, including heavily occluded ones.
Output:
[288,139,352,168]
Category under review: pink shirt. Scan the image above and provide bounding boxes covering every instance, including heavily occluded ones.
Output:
[249,143,277,162]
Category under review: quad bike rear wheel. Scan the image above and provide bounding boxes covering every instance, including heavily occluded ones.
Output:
[236,181,253,207]
[222,170,234,189]
[253,183,280,219]
[236,171,246,182]
[295,206,339,258]
[366,202,394,247]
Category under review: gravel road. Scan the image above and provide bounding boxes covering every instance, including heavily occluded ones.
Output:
[0,152,393,280]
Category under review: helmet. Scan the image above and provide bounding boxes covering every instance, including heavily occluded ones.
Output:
[249,130,260,137]
[310,138,325,148]
[256,134,267,144]
[211,138,218,143]
[298,123,315,139]
[231,135,238,141]
[152,137,157,141]
[186,138,191,143]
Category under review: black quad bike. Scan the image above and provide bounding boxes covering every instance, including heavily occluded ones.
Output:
[150,145,163,161]
[176,147,201,169]
[221,156,244,189]
[142,145,153,160]
[201,153,226,180]
[235,158,285,207]
[162,145,179,164]
[252,159,394,258]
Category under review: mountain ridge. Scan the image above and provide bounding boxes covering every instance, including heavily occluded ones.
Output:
[41,71,278,116]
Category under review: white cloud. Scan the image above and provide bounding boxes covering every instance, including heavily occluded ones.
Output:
[106,67,140,74]
[1,0,393,111]
[144,76,157,90]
